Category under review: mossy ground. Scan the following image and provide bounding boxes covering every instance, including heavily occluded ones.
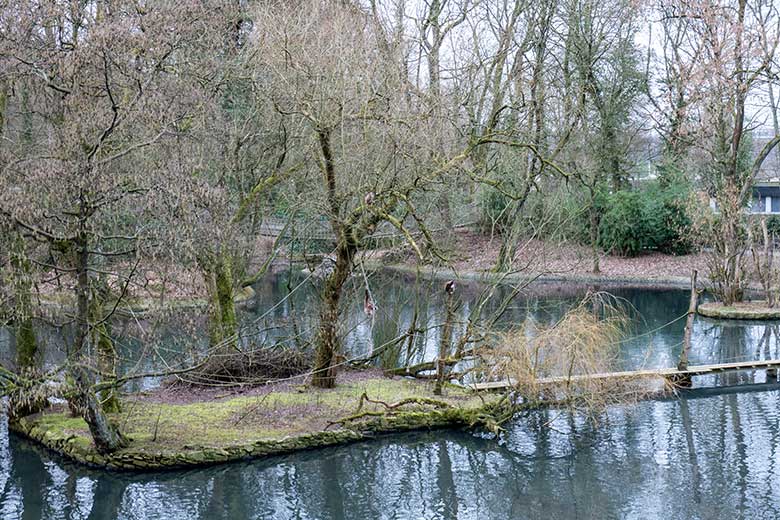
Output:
[128,375,485,449]
[698,301,780,320]
[12,372,495,470]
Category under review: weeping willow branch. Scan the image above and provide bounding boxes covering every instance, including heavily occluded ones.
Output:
[480,292,656,417]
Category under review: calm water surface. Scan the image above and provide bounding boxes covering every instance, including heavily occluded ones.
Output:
[2,273,780,518]
[4,271,780,380]
[2,388,780,519]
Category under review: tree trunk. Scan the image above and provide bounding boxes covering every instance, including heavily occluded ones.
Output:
[750,218,776,307]
[677,270,698,372]
[204,253,238,353]
[434,283,457,395]
[589,203,601,274]
[14,319,36,371]
[95,322,120,413]
[495,213,521,272]
[73,218,91,358]
[714,203,745,305]
[71,367,127,455]
[0,79,7,134]
[426,1,455,239]
[311,239,356,388]
[85,277,121,413]
[9,233,37,370]
[495,183,534,272]
[768,84,780,167]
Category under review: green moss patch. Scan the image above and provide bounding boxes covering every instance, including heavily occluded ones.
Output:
[11,374,496,471]
[698,301,780,320]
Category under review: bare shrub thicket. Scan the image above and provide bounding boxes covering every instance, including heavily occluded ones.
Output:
[483,293,662,416]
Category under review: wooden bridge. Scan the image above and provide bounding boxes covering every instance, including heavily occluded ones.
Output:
[469,359,780,392]
[257,214,480,245]
[257,218,413,250]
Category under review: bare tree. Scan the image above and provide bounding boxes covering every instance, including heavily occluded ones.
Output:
[250,0,484,387]
[563,0,645,273]
[648,0,708,181]
[676,0,780,304]
[417,0,475,235]
[0,0,234,452]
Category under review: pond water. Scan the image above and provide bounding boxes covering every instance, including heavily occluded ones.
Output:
[3,269,780,386]
[2,271,780,518]
[2,388,780,519]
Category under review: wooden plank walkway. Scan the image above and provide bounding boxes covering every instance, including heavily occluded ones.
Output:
[469,359,780,391]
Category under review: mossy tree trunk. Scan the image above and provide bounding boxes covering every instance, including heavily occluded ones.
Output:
[308,124,402,389]
[66,202,125,453]
[202,252,239,353]
[0,79,7,133]
[1,85,37,371]
[95,320,120,413]
[9,232,37,370]
[72,366,127,455]
[434,284,457,395]
[90,279,120,413]
[311,236,357,388]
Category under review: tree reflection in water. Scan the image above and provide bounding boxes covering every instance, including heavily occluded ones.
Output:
[2,388,780,519]
[4,281,780,518]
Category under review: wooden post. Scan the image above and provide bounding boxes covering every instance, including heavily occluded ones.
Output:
[677,270,699,372]
[435,281,457,395]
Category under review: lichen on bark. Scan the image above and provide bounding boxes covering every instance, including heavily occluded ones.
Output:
[202,252,239,353]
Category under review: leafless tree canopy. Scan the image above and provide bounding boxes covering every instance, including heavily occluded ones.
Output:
[0,0,779,451]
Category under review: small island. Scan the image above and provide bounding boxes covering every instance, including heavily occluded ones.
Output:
[10,372,503,471]
[698,301,780,320]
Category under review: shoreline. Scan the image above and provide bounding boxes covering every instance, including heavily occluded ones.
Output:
[10,263,772,473]
[9,405,488,472]
[376,262,698,290]
[11,360,779,472]
[37,285,257,317]
[2,266,703,473]
[13,372,775,472]
[7,372,502,472]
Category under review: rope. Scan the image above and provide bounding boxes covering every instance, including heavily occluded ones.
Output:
[609,311,691,346]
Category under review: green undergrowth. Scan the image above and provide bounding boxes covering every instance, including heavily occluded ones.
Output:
[12,375,496,470]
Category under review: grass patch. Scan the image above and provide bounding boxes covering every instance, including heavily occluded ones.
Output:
[15,373,494,469]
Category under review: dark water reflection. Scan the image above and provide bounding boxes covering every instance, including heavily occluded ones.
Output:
[239,274,780,374]
[2,388,780,519]
[4,276,780,518]
[4,271,780,382]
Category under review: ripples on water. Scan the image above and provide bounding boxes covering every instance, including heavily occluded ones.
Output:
[4,279,780,518]
[2,389,780,519]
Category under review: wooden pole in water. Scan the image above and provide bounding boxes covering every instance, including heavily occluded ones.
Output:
[677,269,699,374]
[435,281,457,395]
